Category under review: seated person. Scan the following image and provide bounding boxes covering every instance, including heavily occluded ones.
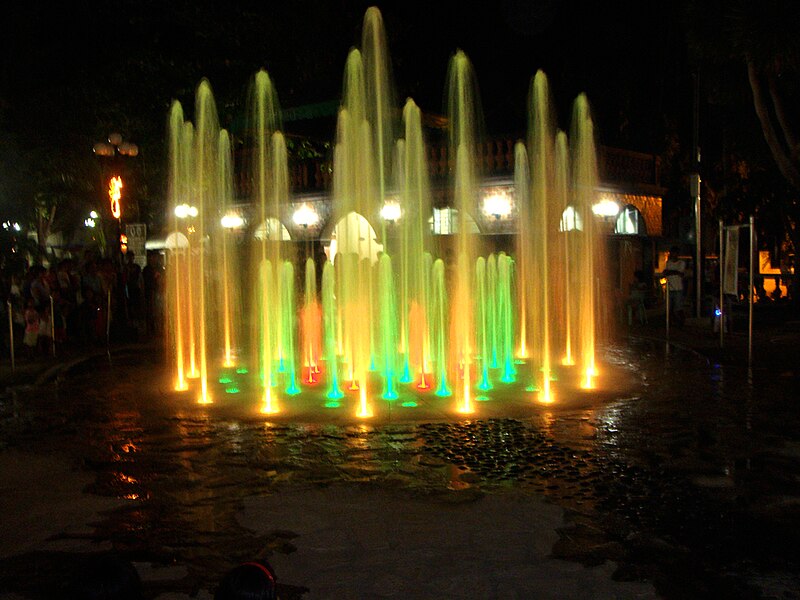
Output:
[215,559,277,600]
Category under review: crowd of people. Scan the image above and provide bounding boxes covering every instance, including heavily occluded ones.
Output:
[0,250,166,359]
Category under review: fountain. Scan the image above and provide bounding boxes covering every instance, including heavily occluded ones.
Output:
[165,6,609,419]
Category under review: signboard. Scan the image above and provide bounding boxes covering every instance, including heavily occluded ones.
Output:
[125,223,147,268]
[723,227,739,297]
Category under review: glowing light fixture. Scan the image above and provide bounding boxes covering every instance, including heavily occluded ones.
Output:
[174,203,198,219]
[292,203,319,229]
[220,213,245,229]
[380,200,402,222]
[482,191,512,220]
[591,197,620,218]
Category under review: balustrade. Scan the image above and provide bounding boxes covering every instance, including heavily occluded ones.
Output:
[234,139,659,196]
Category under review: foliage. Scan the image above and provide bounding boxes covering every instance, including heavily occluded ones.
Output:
[684,0,800,295]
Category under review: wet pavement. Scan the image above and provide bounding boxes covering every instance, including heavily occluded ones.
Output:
[2,325,800,599]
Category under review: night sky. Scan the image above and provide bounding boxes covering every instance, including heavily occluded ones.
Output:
[3,0,692,154]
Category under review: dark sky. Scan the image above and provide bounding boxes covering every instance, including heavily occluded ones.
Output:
[3,0,692,154]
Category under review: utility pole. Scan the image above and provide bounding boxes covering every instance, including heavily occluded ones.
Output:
[692,72,702,318]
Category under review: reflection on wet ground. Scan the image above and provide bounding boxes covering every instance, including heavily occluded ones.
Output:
[2,338,800,598]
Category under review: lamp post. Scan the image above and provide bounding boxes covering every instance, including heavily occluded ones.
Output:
[93,133,138,261]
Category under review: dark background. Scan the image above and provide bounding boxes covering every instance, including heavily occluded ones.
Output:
[2,0,691,149]
[1,0,795,257]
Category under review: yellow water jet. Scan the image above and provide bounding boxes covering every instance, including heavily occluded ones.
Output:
[356,385,373,418]
[261,386,279,414]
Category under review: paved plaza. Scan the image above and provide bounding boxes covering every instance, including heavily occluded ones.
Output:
[1,315,800,599]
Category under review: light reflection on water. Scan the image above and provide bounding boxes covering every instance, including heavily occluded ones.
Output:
[48,340,794,499]
[6,340,800,593]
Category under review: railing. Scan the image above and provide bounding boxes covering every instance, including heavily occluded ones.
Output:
[598,146,661,188]
[235,138,660,196]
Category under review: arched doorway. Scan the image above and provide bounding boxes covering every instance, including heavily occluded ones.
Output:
[328,211,383,264]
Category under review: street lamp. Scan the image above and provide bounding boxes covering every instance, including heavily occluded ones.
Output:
[175,204,199,219]
[93,133,139,260]
[93,133,139,158]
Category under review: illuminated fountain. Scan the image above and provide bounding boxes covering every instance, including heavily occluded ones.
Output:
[165,7,609,419]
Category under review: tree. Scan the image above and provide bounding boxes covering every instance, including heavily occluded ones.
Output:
[685,0,800,305]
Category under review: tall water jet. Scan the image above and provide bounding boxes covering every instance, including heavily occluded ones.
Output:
[301,258,322,384]
[446,50,482,414]
[497,253,516,383]
[475,256,491,391]
[513,142,531,361]
[166,101,190,391]
[431,258,450,397]
[398,99,433,388]
[554,131,575,366]
[378,253,399,399]
[322,261,344,401]
[362,6,396,245]
[571,94,600,388]
[487,253,499,369]
[161,6,612,418]
[333,49,376,416]
[527,70,557,403]
[246,69,286,411]
[281,261,300,395]
[194,79,222,404]
[216,130,240,368]
[257,259,278,413]
[330,8,397,417]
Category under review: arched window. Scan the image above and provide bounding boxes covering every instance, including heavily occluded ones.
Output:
[614,205,647,236]
[429,207,480,234]
[254,218,291,241]
[329,212,383,264]
[559,206,583,232]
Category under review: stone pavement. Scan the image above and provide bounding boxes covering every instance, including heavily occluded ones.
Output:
[2,307,800,599]
[626,300,800,373]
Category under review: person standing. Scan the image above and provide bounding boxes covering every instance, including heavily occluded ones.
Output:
[23,298,39,358]
[142,251,162,336]
[663,246,686,326]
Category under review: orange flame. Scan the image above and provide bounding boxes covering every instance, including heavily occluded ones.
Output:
[108,176,122,219]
